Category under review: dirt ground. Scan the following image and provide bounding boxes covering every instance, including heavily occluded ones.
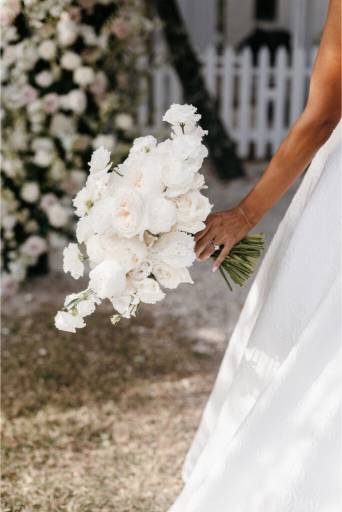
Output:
[1,161,302,512]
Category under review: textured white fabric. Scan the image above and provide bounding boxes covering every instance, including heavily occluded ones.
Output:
[168,121,341,512]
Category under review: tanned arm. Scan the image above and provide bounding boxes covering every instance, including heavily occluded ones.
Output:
[195,0,341,271]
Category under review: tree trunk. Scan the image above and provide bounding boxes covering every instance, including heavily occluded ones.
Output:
[148,0,245,179]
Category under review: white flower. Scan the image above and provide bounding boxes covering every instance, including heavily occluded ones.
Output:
[55,311,85,333]
[79,24,97,45]
[64,89,87,114]
[2,215,16,230]
[89,260,126,299]
[76,215,94,244]
[138,277,165,304]
[88,146,111,175]
[115,113,133,131]
[173,190,212,234]
[73,66,95,87]
[163,103,201,135]
[130,135,157,155]
[40,193,58,212]
[57,19,78,47]
[161,157,196,197]
[1,273,19,296]
[47,203,69,228]
[38,40,56,61]
[90,197,116,237]
[0,0,21,28]
[42,93,61,114]
[190,172,207,190]
[153,231,196,268]
[35,71,54,88]
[61,51,81,70]
[20,182,40,203]
[63,243,85,279]
[50,113,76,137]
[111,292,140,318]
[33,150,54,167]
[104,235,148,273]
[129,261,153,281]
[92,134,116,152]
[86,234,107,266]
[18,84,38,106]
[171,130,208,166]
[148,197,176,235]
[64,291,100,317]
[111,188,148,240]
[153,262,193,289]
[21,235,47,257]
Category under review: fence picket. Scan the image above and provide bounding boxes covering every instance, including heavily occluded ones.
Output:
[238,47,253,157]
[290,47,306,127]
[273,47,288,149]
[255,47,270,158]
[221,46,235,133]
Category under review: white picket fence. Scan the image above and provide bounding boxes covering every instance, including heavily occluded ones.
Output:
[138,45,318,159]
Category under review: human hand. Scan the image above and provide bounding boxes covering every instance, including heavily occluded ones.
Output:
[194,207,251,271]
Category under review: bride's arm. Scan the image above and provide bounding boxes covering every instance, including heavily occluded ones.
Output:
[195,0,341,271]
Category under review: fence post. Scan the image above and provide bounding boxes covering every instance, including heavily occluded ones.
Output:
[256,46,270,158]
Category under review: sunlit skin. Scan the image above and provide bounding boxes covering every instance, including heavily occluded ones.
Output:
[195,0,341,271]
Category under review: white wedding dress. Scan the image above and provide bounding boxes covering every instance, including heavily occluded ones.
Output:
[168,121,341,512]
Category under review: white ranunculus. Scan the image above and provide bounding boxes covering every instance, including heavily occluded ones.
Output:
[153,262,193,289]
[63,243,85,279]
[76,215,95,244]
[60,51,81,70]
[161,157,197,198]
[92,134,116,152]
[90,197,116,237]
[88,146,111,175]
[21,235,47,257]
[115,113,133,131]
[130,135,157,155]
[173,190,212,234]
[35,71,54,88]
[111,188,148,240]
[148,197,176,235]
[190,172,207,190]
[20,182,40,203]
[138,277,165,304]
[33,150,54,167]
[89,260,126,299]
[73,66,95,87]
[153,231,196,268]
[38,40,56,61]
[163,103,201,135]
[47,203,69,228]
[65,89,87,114]
[55,310,85,333]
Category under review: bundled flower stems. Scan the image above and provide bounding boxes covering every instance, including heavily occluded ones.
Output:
[55,104,266,333]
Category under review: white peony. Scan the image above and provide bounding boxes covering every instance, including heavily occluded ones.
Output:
[47,203,69,228]
[35,71,54,88]
[21,182,40,203]
[173,190,212,234]
[92,134,116,152]
[111,188,148,240]
[73,66,95,87]
[104,235,147,273]
[38,40,56,61]
[138,277,165,304]
[63,243,85,279]
[153,262,193,289]
[129,260,153,281]
[148,197,176,235]
[130,135,157,155]
[60,51,81,70]
[21,235,47,257]
[90,197,116,237]
[76,215,95,244]
[55,310,85,333]
[161,157,197,197]
[88,146,111,175]
[89,259,126,299]
[153,231,196,268]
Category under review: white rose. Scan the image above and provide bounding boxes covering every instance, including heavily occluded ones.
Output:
[57,19,78,47]
[105,235,148,273]
[47,203,69,228]
[63,243,85,279]
[55,311,85,333]
[161,157,196,198]
[111,188,148,240]
[89,260,126,299]
[173,190,212,234]
[88,146,111,175]
[38,40,56,61]
[115,113,133,131]
[163,103,201,135]
[21,235,47,257]
[92,134,116,152]
[138,277,165,304]
[148,197,176,235]
[90,197,116,237]
[153,231,196,268]
[73,66,95,87]
[153,262,193,289]
[21,182,40,203]
[76,215,94,244]
[61,51,81,70]
[65,89,87,114]
[130,135,157,155]
[35,71,54,88]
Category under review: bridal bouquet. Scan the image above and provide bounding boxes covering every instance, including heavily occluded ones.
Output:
[55,104,265,333]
